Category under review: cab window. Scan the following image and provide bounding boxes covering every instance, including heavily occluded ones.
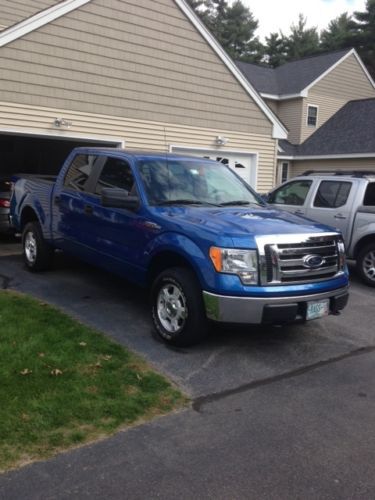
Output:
[363,183,375,206]
[314,181,351,208]
[269,180,312,206]
[95,157,136,195]
[64,154,97,192]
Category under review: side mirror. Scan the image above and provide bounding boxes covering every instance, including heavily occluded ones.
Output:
[101,188,139,210]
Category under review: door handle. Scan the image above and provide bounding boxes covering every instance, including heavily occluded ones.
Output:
[294,210,304,215]
[54,196,61,205]
[334,214,346,220]
[84,204,93,215]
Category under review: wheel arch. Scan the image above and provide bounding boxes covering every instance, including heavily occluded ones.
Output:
[353,235,375,259]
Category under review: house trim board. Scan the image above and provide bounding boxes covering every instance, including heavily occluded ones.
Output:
[278,153,375,160]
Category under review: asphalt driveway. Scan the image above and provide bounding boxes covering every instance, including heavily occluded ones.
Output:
[0,236,375,499]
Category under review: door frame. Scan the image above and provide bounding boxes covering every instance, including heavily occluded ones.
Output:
[169,144,258,188]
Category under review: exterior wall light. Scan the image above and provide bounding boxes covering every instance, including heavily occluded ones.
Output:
[54,117,72,128]
[215,136,228,146]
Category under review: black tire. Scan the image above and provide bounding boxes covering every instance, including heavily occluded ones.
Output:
[22,221,53,272]
[356,243,375,287]
[151,267,207,347]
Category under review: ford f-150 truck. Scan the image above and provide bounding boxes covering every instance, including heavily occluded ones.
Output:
[11,148,349,346]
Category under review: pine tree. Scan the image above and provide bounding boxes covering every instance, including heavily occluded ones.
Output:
[320,13,353,51]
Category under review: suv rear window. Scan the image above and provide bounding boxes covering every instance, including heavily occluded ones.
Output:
[364,183,375,206]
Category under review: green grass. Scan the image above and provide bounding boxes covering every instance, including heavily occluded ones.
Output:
[0,290,186,472]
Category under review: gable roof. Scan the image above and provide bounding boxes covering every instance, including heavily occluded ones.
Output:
[238,49,375,99]
[0,0,287,139]
[279,98,375,159]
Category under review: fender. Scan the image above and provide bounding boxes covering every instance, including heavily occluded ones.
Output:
[144,231,215,289]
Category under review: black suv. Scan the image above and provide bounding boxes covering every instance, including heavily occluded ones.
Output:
[0,177,12,233]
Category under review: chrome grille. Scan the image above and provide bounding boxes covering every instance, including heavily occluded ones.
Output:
[257,233,345,286]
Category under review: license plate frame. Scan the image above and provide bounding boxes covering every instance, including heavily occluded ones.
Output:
[306,299,330,320]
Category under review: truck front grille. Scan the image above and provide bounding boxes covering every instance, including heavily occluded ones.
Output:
[257,234,345,286]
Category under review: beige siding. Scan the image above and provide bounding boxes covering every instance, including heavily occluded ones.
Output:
[0,101,277,191]
[290,158,375,177]
[264,99,278,114]
[0,0,272,135]
[0,1,59,31]
[277,98,303,144]
[300,53,375,142]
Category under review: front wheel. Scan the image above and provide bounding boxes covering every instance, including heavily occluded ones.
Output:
[22,221,53,272]
[151,267,207,347]
[356,243,375,287]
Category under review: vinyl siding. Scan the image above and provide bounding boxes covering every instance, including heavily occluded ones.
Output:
[0,0,272,135]
[290,158,375,177]
[300,53,375,142]
[277,99,303,144]
[0,1,59,31]
[264,99,278,114]
[0,100,277,192]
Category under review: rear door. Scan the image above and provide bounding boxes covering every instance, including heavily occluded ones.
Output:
[52,153,103,255]
[267,179,313,216]
[306,180,354,242]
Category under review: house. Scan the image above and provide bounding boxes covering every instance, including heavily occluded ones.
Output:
[237,49,375,183]
[0,0,287,193]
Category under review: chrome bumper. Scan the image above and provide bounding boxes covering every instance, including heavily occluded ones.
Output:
[203,287,349,324]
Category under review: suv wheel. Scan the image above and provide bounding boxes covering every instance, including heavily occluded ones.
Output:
[151,267,207,347]
[357,243,375,287]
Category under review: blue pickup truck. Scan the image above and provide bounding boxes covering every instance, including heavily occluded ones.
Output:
[11,148,349,346]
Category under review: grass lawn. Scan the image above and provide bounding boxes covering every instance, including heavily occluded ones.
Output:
[0,290,186,472]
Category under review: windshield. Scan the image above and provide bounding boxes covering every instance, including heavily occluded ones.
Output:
[137,158,263,206]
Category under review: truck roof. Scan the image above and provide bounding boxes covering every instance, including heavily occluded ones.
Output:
[71,147,217,163]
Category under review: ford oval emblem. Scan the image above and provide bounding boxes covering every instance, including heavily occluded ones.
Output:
[303,254,325,269]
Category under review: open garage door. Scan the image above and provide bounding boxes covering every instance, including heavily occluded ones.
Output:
[0,133,122,176]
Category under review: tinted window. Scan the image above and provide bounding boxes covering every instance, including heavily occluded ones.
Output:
[64,154,97,192]
[364,183,375,206]
[314,181,351,208]
[269,180,312,206]
[95,157,135,195]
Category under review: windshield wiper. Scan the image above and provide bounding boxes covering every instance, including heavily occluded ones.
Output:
[219,200,252,206]
[156,199,219,206]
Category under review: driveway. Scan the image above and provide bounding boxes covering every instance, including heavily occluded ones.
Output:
[1,237,375,498]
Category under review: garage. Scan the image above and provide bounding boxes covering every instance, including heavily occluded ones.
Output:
[0,133,121,176]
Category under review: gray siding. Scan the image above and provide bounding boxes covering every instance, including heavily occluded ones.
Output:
[0,0,59,31]
[0,0,273,135]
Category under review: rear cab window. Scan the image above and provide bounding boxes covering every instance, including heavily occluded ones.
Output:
[313,181,352,208]
[63,154,98,193]
[363,183,375,206]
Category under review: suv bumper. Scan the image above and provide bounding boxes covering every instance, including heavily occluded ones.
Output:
[203,286,349,324]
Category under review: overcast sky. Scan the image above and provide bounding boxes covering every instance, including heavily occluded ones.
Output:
[240,0,367,41]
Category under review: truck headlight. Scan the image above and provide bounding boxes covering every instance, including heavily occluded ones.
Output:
[209,247,259,285]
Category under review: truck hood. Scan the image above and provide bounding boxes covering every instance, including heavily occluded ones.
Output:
[156,205,336,240]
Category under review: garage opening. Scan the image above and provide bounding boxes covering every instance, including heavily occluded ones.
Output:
[0,133,121,175]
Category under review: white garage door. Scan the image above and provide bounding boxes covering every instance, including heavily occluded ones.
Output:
[170,147,258,188]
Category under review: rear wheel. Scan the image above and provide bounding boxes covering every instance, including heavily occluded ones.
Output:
[22,221,53,272]
[357,243,375,287]
[151,267,207,347]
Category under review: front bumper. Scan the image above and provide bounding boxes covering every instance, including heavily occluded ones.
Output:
[203,286,349,324]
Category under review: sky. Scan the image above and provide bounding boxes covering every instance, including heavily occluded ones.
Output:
[240,0,367,41]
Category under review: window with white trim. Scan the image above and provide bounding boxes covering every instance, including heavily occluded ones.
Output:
[281,162,289,183]
[307,105,318,127]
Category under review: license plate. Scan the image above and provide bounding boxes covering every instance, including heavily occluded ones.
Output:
[306,299,330,320]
